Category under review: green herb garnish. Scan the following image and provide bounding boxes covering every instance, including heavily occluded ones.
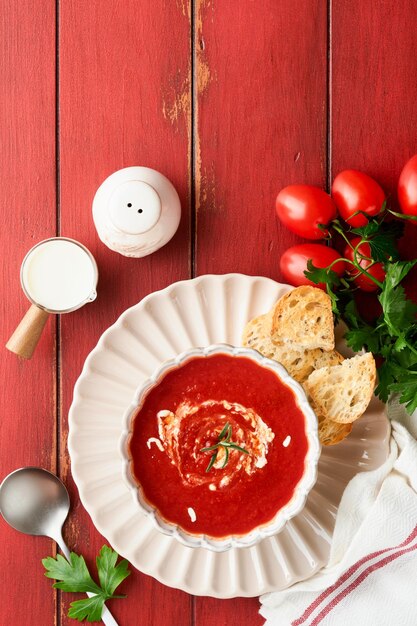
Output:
[200,422,249,472]
[305,203,417,414]
[42,545,131,622]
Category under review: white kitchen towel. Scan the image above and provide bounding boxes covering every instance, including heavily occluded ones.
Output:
[259,399,417,626]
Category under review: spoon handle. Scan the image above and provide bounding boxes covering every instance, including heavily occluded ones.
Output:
[54,532,120,626]
[54,533,71,561]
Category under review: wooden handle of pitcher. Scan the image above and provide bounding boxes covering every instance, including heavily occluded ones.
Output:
[6,304,50,359]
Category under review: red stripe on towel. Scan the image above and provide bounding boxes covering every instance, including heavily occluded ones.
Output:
[292,524,417,626]
[311,539,417,625]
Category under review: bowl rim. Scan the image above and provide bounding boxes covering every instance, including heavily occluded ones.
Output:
[119,343,320,552]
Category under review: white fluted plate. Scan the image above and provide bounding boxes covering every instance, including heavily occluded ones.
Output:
[68,274,390,598]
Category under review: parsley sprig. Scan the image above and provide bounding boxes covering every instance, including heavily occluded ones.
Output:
[305,203,417,414]
[200,422,249,472]
[42,545,131,622]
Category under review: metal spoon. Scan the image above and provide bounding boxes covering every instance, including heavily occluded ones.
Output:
[0,467,118,626]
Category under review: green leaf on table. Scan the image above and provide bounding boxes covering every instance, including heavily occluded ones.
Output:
[96,545,131,597]
[326,284,341,316]
[303,230,417,415]
[68,595,106,623]
[368,227,402,262]
[379,283,417,337]
[375,352,417,409]
[304,259,341,289]
[375,361,394,404]
[378,262,417,342]
[43,545,131,623]
[345,327,380,354]
[390,370,417,414]
[42,553,102,595]
[383,260,417,290]
[342,299,361,327]
[341,300,381,353]
[351,220,381,239]
[304,259,341,315]
[350,217,403,262]
[393,335,408,352]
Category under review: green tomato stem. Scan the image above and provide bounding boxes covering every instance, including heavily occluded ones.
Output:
[388,209,417,222]
[330,223,384,288]
[324,254,383,289]
[330,221,353,248]
[351,239,384,289]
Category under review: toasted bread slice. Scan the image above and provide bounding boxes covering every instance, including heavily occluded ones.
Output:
[318,417,352,446]
[305,391,353,445]
[271,286,334,351]
[241,313,273,353]
[309,348,344,372]
[304,353,376,424]
[242,313,344,383]
[276,346,344,384]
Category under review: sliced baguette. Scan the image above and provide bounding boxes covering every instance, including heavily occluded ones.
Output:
[242,313,274,354]
[306,394,353,445]
[318,417,352,446]
[304,353,376,424]
[242,313,344,383]
[309,348,344,372]
[271,286,335,351]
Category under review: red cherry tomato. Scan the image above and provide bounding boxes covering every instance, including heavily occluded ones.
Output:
[398,154,417,220]
[344,237,385,292]
[332,170,385,227]
[280,244,346,290]
[275,185,337,240]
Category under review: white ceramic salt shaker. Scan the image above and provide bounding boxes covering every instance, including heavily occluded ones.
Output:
[92,167,181,257]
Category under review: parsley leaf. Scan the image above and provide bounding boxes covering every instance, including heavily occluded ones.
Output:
[379,283,417,335]
[389,369,417,414]
[378,263,417,336]
[96,545,131,597]
[375,360,395,403]
[368,224,402,262]
[302,210,417,414]
[304,259,341,289]
[393,335,408,352]
[326,285,340,316]
[68,596,106,623]
[340,300,381,353]
[43,546,131,623]
[383,259,417,289]
[304,260,341,315]
[351,220,381,239]
[344,327,380,354]
[351,217,403,262]
[42,553,102,595]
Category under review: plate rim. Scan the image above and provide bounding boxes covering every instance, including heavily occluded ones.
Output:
[68,273,390,597]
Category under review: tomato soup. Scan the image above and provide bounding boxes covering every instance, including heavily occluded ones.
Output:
[128,354,309,538]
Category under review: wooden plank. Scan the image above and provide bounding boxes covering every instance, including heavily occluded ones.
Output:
[195,0,328,281]
[194,1,327,623]
[331,0,417,297]
[0,1,57,625]
[195,597,264,626]
[58,1,192,624]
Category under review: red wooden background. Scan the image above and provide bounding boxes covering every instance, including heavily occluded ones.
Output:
[1,1,417,625]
